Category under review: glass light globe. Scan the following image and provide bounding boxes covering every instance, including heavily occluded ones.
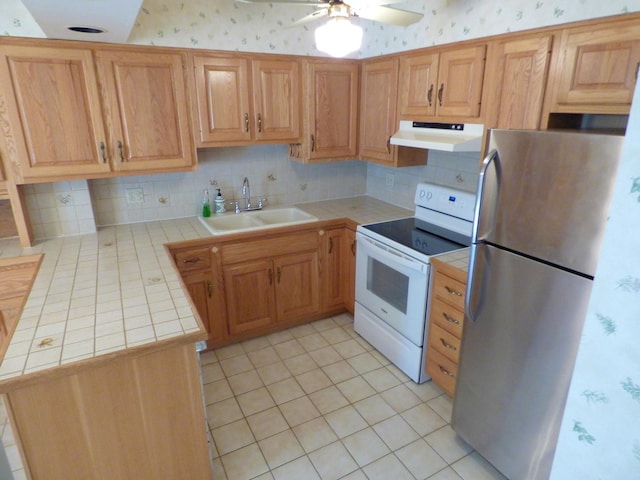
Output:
[315,17,363,58]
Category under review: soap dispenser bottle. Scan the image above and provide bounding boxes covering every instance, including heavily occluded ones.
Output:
[202,189,211,217]
[215,189,226,214]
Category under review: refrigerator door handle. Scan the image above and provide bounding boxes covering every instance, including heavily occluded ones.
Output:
[465,243,487,323]
[471,149,499,243]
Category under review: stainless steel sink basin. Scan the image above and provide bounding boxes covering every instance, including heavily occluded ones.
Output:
[198,207,319,235]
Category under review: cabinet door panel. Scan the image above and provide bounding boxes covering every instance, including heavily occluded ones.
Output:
[224,260,276,335]
[96,50,195,172]
[437,45,486,117]
[0,46,110,180]
[275,252,320,322]
[322,229,347,311]
[398,52,439,117]
[252,59,301,142]
[193,56,252,144]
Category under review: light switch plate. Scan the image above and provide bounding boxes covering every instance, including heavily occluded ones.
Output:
[125,187,144,204]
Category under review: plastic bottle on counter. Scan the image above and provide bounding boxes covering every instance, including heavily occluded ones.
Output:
[202,189,211,217]
[215,189,226,214]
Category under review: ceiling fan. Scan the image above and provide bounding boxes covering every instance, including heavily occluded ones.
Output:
[236,0,424,57]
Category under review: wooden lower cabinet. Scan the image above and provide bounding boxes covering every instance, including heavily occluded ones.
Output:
[322,228,348,312]
[425,259,467,397]
[182,269,225,344]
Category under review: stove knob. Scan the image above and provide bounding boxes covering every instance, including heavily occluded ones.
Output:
[418,190,425,198]
[426,191,433,200]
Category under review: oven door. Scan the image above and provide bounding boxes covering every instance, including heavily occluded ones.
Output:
[355,232,430,346]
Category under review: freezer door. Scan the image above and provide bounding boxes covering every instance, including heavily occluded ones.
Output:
[452,243,593,480]
[476,129,622,277]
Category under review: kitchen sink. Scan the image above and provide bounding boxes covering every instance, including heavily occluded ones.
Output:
[198,207,319,235]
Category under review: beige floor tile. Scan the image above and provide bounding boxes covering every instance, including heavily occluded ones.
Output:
[312,317,338,331]
[368,349,391,367]
[220,354,254,377]
[362,367,401,392]
[354,336,374,351]
[212,419,255,456]
[288,323,317,338]
[258,429,305,470]
[237,387,276,416]
[426,467,464,480]
[212,458,227,480]
[396,438,448,479]
[332,339,366,359]
[221,443,269,480]
[273,339,306,360]
[207,397,244,429]
[342,427,390,467]
[353,394,396,425]
[385,364,411,383]
[405,380,444,402]
[322,360,359,384]
[271,456,321,480]
[380,384,423,413]
[309,441,358,480]
[253,473,275,480]
[295,368,333,394]
[425,426,473,465]
[201,362,224,383]
[428,394,454,423]
[246,406,290,441]
[297,332,329,352]
[241,336,271,353]
[248,347,280,368]
[308,345,342,367]
[363,453,414,480]
[340,470,368,480]
[347,352,383,375]
[203,379,233,405]
[373,415,420,451]
[319,326,351,344]
[401,403,447,437]
[332,313,353,326]
[215,343,245,360]
[228,370,264,396]
[267,377,306,404]
[283,352,318,375]
[451,452,508,480]
[267,329,294,346]
[324,405,368,439]
[257,361,292,385]
[199,350,218,365]
[308,385,350,414]
[279,396,321,427]
[336,376,376,403]
[292,417,338,453]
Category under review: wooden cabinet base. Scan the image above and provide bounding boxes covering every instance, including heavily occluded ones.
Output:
[3,343,212,480]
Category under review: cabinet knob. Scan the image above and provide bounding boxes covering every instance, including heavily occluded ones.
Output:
[211,246,219,254]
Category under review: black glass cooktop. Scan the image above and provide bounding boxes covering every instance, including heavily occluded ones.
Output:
[361,217,470,257]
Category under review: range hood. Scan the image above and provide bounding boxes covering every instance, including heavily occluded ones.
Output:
[390,121,484,152]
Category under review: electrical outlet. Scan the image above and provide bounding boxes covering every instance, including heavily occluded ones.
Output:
[385,173,394,188]
[125,187,144,205]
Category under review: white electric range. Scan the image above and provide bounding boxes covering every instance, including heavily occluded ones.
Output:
[354,182,476,383]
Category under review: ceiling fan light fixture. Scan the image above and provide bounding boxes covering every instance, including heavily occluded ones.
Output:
[315,17,363,57]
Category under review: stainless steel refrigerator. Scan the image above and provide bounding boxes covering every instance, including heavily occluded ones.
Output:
[452,129,624,480]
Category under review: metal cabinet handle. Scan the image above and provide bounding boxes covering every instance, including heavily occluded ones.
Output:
[311,134,315,152]
[386,137,391,154]
[257,113,262,133]
[440,338,457,351]
[437,83,444,106]
[117,140,125,162]
[438,365,455,377]
[99,141,107,163]
[268,268,273,285]
[444,285,462,297]
[276,266,281,283]
[442,312,460,325]
[182,257,202,264]
[427,84,434,106]
[207,281,213,298]
[328,237,333,254]
[244,113,249,132]
[351,240,356,256]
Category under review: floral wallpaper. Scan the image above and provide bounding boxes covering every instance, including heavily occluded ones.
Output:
[550,83,640,479]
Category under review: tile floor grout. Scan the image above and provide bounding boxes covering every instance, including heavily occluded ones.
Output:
[201,313,506,480]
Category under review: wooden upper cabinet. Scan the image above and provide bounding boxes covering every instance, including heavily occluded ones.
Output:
[398,44,486,119]
[305,60,359,161]
[550,21,640,113]
[0,45,111,181]
[95,49,195,173]
[486,34,553,129]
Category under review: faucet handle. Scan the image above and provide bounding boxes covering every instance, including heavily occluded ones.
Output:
[258,198,267,208]
[234,201,241,214]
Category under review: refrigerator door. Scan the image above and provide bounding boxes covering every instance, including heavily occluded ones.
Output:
[452,243,593,480]
[477,129,622,277]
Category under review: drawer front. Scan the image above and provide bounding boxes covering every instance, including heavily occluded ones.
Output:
[432,271,465,310]
[426,347,458,397]
[174,247,212,272]
[429,322,461,364]
[222,231,319,264]
[430,297,464,337]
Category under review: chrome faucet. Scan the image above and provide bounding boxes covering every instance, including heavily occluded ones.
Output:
[242,176,251,209]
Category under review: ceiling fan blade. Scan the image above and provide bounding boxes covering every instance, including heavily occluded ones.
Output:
[290,8,329,26]
[344,0,406,8]
[236,0,328,5]
[353,5,423,26]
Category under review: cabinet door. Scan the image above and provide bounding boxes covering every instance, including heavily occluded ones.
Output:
[490,35,552,129]
[192,55,252,145]
[398,52,439,117]
[275,252,320,322]
[307,61,359,160]
[182,270,215,338]
[321,228,347,312]
[345,227,356,314]
[359,58,399,164]
[436,45,486,118]
[252,59,301,142]
[96,49,195,173]
[554,23,640,110]
[0,45,110,181]
[224,259,276,335]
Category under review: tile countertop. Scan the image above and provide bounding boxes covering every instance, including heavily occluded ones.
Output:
[0,196,412,385]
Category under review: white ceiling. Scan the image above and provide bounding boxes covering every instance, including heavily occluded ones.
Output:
[20,0,143,43]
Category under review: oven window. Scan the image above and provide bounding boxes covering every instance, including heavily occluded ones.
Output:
[366,257,409,314]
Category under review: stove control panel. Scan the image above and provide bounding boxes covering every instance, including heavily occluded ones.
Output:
[414,182,476,222]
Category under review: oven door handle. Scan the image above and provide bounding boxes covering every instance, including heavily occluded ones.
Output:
[359,236,427,273]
